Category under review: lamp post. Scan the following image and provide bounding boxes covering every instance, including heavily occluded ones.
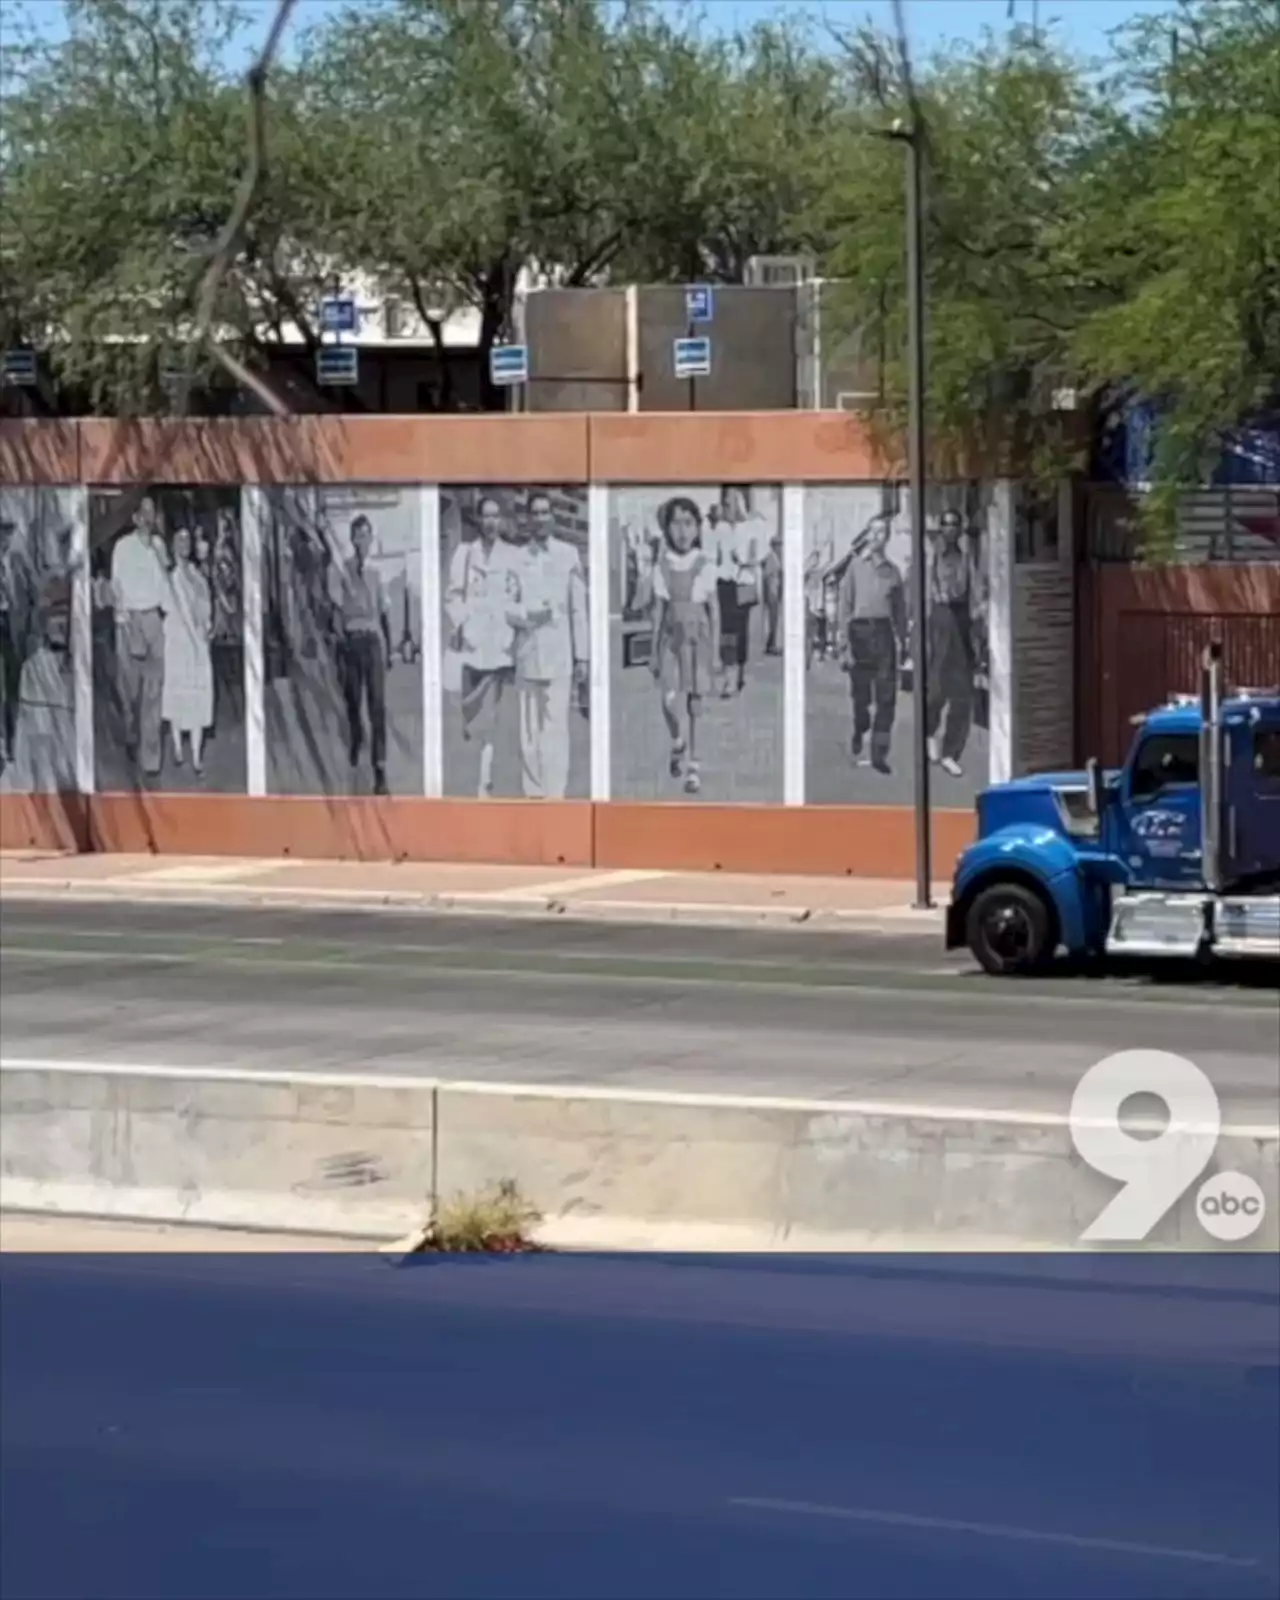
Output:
[880,116,932,911]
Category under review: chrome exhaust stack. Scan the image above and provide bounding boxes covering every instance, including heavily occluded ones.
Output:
[1199,641,1224,893]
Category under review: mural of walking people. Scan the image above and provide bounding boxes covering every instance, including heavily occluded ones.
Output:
[91,486,246,793]
[0,488,78,794]
[611,483,784,803]
[806,482,990,805]
[263,486,422,797]
[649,495,720,795]
[925,507,986,779]
[440,487,590,800]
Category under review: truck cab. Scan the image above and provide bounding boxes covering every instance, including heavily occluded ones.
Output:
[946,645,1280,975]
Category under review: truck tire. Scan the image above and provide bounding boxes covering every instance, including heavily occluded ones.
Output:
[965,882,1054,977]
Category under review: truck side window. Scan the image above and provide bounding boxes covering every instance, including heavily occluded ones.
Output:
[1254,730,1280,779]
[1130,734,1199,800]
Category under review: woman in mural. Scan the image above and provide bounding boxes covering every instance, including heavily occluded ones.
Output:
[209,508,243,730]
[710,484,761,696]
[15,602,74,792]
[162,525,215,772]
[761,531,783,656]
[924,509,983,778]
[649,495,719,795]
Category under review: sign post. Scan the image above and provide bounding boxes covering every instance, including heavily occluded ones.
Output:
[673,335,710,410]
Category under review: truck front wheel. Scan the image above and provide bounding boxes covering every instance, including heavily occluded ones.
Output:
[965,882,1055,977]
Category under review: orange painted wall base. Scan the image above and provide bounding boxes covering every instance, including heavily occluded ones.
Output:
[0,794,975,880]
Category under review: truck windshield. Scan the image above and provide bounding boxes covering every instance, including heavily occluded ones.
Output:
[1131,734,1199,799]
[1254,729,1280,778]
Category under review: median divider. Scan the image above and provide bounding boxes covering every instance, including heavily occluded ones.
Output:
[2,1061,1276,1250]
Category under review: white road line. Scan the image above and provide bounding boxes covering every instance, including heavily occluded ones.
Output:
[2,1056,1272,1136]
[0,1057,440,1092]
[728,1498,1259,1569]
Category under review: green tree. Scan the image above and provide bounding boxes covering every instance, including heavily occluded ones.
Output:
[1,0,242,411]
[1071,0,1280,539]
[813,23,1107,479]
[812,1,1280,542]
[0,0,352,414]
[301,0,835,408]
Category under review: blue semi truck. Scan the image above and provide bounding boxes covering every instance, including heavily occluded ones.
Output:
[947,644,1280,975]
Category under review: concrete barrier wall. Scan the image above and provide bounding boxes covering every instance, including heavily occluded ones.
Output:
[0,1066,436,1238]
[3,1064,1277,1249]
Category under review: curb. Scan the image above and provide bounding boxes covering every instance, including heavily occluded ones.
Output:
[0,881,947,936]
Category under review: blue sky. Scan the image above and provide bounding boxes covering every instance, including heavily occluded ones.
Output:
[9,0,1179,64]
[699,1,1176,58]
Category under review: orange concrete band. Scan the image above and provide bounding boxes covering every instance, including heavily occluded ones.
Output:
[0,794,975,880]
[3,413,895,486]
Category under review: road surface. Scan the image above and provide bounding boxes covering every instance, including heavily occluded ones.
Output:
[2,1243,1276,1600]
[0,899,1276,1119]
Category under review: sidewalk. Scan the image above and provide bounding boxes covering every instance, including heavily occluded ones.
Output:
[0,849,948,933]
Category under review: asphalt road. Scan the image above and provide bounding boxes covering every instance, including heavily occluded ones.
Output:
[2,1249,1277,1600]
[0,899,1276,1120]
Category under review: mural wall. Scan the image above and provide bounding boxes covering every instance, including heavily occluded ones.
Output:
[90,486,245,793]
[0,487,79,794]
[439,486,590,800]
[609,483,785,802]
[6,475,1013,810]
[804,482,993,806]
[262,486,422,797]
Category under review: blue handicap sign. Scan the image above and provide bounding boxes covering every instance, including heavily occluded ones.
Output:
[673,336,711,380]
[685,284,714,323]
[489,344,529,385]
[320,297,357,335]
[316,345,359,386]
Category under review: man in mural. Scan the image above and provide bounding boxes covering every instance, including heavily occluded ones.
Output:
[835,510,906,774]
[446,493,518,798]
[328,514,392,796]
[761,530,783,656]
[110,494,169,777]
[924,508,980,778]
[0,518,30,766]
[509,491,588,799]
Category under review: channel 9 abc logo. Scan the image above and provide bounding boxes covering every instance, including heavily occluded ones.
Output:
[1069,1050,1269,1244]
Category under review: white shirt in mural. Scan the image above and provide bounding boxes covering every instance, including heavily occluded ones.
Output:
[112,530,169,612]
[446,536,518,672]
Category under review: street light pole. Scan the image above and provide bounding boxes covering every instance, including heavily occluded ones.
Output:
[892,120,932,910]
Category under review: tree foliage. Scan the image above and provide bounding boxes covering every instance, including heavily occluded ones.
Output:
[1072,0,1280,534]
[813,0,1280,528]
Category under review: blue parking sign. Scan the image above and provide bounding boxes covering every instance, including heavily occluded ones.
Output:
[490,344,529,386]
[673,337,711,380]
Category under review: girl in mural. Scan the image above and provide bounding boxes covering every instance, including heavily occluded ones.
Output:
[162,525,215,772]
[710,484,762,697]
[649,495,719,795]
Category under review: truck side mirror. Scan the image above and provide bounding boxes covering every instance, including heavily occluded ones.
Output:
[1086,757,1105,817]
